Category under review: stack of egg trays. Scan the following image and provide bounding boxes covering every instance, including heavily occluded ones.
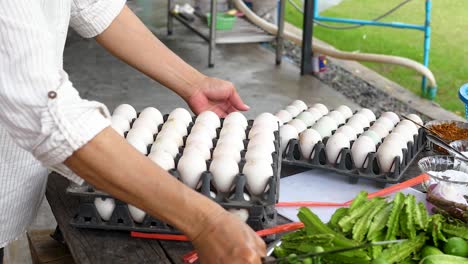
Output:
[67,115,281,239]
[282,127,427,187]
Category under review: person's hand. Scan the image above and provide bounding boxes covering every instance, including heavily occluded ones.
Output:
[187,76,249,117]
[192,210,266,264]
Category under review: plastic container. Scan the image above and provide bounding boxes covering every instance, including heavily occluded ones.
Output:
[206,13,237,30]
[282,112,427,187]
[425,120,468,154]
[67,114,281,236]
[458,83,468,119]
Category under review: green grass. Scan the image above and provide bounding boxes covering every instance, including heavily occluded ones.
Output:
[285,0,468,115]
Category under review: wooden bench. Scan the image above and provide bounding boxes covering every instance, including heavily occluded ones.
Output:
[27,229,75,264]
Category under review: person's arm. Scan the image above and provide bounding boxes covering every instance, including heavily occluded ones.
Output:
[65,127,266,263]
[93,5,249,116]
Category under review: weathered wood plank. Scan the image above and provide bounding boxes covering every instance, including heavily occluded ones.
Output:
[46,173,174,264]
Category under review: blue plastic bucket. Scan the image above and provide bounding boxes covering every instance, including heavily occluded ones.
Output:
[458,83,468,119]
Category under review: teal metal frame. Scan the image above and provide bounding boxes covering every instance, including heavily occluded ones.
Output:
[312,0,435,99]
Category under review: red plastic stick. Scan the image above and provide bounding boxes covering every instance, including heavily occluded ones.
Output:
[130,232,189,241]
[275,201,345,207]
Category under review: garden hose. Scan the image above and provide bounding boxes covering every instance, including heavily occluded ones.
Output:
[232,0,437,89]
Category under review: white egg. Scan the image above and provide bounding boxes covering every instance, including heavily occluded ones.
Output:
[177,153,207,189]
[288,119,307,133]
[279,124,299,153]
[196,111,221,129]
[325,132,350,164]
[248,124,275,138]
[406,114,423,126]
[296,111,319,126]
[311,103,329,115]
[380,112,400,125]
[336,105,353,119]
[384,132,407,150]
[212,144,242,163]
[228,208,249,222]
[275,110,293,124]
[132,116,159,134]
[312,116,338,138]
[285,105,301,117]
[183,143,211,160]
[168,108,193,127]
[128,205,146,223]
[361,130,381,145]
[161,119,188,137]
[374,117,394,131]
[351,136,376,168]
[94,197,115,221]
[307,107,323,117]
[148,150,175,170]
[348,113,370,128]
[299,129,322,159]
[223,112,248,129]
[346,119,364,135]
[190,122,217,139]
[229,192,251,201]
[139,107,163,126]
[126,126,154,145]
[217,135,245,152]
[249,132,276,144]
[155,130,184,147]
[335,125,357,141]
[113,104,137,122]
[358,108,376,122]
[245,147,274,164]
[186,131,214,149]
[253,114,280,131]
[248,139,276,154]
[291,100,308,111]
[369,123,389,139]
[210,157,239,192]
[127,138,148,155]
[150,139,179,158]
[327,111,346,126]
[392,125,414,143]
[397,120,419,135]
[111,115,131,133]
[220,124,246,140]
[243,160,273,195]
[377,141,403,173]
[210,191,217,199]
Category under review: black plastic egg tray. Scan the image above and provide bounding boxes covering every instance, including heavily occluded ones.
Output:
[67,114,281,237]
[282,127,427,187]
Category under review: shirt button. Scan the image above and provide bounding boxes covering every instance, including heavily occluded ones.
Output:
[48,91,57,99]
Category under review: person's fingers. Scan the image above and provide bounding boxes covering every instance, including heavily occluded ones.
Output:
[226,105,238,114]
[230,90,250,111]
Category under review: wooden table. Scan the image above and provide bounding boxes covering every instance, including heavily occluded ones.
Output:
[46,158,424,264]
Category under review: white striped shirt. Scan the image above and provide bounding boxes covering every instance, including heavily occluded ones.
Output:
[0,0,126,247]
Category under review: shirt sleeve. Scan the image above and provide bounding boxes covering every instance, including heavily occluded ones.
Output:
[0,1,111,184]
[70,0,127,38]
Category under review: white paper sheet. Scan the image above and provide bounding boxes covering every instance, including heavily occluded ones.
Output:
[277,169,426,223]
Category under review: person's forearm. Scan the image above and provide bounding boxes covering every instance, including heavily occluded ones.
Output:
[95,5,205,101]
[64,127,224,239]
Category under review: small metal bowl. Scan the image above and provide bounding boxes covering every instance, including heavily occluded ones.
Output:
[425,120,468,154]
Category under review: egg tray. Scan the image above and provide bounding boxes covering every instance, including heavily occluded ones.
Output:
[281,127,428,187]
[66,115,281,236]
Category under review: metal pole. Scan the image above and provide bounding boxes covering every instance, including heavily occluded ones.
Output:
[167,0,173,35]
[276,0,286,65]
[301,0,315,75]
[423,0,433,99]
[208,0,218,68]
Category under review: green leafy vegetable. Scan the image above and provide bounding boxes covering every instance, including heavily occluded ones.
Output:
[385,192,405,241]
[367,203,392,240]
[377,233,427,263]
[415,202,429,231]
[328,207,349,231]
